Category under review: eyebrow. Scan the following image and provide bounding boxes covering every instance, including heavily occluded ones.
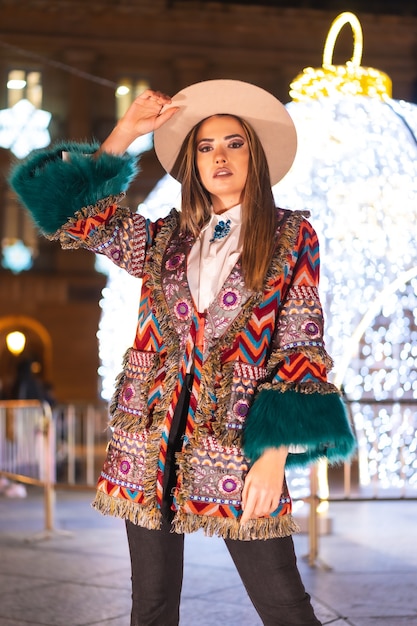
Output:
[197,133,246,143]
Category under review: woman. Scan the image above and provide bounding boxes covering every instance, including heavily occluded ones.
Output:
[10,79,356,625]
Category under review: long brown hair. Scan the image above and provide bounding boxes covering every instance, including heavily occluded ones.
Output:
[176,114,277,291]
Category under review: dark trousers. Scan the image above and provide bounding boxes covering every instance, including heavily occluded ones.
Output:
[126,519,321,626]
[126,375,321,625]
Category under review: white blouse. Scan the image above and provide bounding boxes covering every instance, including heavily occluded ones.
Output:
[187,204,242,313]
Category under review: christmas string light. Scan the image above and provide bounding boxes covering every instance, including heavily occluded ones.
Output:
[0,39,119,89]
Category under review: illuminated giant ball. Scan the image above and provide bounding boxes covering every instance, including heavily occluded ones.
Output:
[273,95,417,401]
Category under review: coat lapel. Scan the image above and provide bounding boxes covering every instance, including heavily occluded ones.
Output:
[161,228,253,362]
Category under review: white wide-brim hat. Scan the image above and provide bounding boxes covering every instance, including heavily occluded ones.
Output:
[153,79,297,186]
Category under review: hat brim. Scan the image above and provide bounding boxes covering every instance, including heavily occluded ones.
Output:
[153,79,297,186]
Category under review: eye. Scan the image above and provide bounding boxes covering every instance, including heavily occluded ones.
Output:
[228,140,244,149]
[197,144,212,153]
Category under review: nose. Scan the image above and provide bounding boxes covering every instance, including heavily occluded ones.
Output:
[214,148,227,164]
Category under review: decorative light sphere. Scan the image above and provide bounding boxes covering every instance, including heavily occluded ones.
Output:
[274,92,417,404]
[272,12,417,495]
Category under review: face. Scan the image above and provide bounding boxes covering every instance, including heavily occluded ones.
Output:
[195,115,249,214]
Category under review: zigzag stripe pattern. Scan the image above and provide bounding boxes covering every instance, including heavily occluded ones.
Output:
[186,313,205,440]
[89,209,348,536]
[183,499,241,518]
[155,380,179,505]
[65,204,119,240]
[181,496,291,519]
[134,278,163,352]
[155,312,205,504]
[293,222,320,285]
[96,475,145,504]
[274,353,327,383]
[148,364,165,410]
[223,296,278,365]
[223,222,321,367]
[154,316,196,504]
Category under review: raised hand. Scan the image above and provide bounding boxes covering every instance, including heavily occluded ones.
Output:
[99,89,179,155]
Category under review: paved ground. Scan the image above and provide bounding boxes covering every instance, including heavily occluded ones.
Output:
[0,486,416,626]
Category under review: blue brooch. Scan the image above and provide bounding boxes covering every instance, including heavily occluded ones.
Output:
[209,219,231,242]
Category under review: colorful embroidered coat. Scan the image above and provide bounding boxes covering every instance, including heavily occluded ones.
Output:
[10,142,356,540]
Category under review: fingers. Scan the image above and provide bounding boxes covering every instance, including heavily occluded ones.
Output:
[153,105,179,129]
[240,489,277,524]
[240,492,256,525]
[137,89,172,107]
[131,89,179,130]
[241,478,276,523]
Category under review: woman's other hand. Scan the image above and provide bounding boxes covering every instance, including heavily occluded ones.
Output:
[240,446,288,524]
[99,89,178,155]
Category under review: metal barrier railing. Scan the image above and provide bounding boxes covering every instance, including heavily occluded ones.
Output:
[0,400,55,534]
[54,403,108,487]
[0,400,108,537]
[302,397,417,566]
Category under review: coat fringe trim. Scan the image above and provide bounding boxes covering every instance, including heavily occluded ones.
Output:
[108,347,134,429]
[258,379,342,395]
[108,348,162,433]
[143,209,186,434]
[267,345,334,375]
[92,491,299,540]
[172,510,299,540]
[145,209,182,378]
[263,210,309,293]
[105,211,185,506]
[92,490,162,529]
[47,194,128,249]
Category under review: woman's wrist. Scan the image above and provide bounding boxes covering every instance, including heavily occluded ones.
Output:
[260,446,289,461]
[98,123,139,156]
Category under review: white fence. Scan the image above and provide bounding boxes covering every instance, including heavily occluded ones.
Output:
[0,400,55,531]
[0,401,108,535]
[53,403,109,486]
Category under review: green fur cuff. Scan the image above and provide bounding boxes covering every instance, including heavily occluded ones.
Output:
[243,388,356,468]
[9,141,139,235]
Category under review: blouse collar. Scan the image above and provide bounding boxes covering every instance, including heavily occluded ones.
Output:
[201,204,242,234]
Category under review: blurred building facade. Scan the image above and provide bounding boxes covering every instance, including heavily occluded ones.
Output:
[0,0,416,403]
